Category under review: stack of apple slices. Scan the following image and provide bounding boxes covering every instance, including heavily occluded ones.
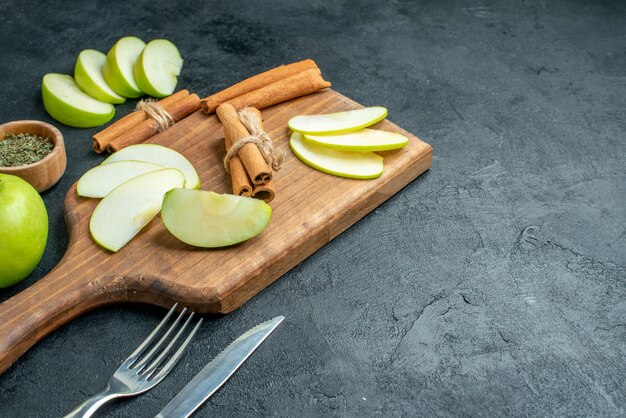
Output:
[42,36,183,128]
[77,144,271,252]
[288,107,408,179]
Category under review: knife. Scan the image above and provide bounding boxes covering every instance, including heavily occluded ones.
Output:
[155,315,285,418]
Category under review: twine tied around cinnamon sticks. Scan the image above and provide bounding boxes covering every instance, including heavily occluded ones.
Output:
[223,108,283,174]
[135,99,175,132]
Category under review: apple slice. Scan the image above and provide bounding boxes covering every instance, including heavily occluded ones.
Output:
[42,73,115,128]
[290,132,383,179]
[304,128,408,152]
[102,36,146,98]
[102,144,200,189]
[74,49,126,104]
[288,106,387,135]
[133,39,183,98]
[162,189,272,248]
[77,160,164,198]
[90,168,185,252]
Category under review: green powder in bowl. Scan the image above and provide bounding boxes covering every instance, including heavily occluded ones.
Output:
[0,133,55,167]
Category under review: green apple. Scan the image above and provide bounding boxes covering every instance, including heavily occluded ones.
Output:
[288,106,387,135]
[0,174,48,288]
[77,160,164,198]
[161,189,272,248]
[90,168,185,252]
[133,39,183,98]
[290,132,383,179]
[102,36,146,98]
[74,49,126,104]
[303,128,408,152]
[102,144,200,189]
[42,74,115,128]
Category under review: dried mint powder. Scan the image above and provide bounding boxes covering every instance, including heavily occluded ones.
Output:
[0,133,54,167]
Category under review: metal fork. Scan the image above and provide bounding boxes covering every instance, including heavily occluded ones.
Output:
[64,304,203,418]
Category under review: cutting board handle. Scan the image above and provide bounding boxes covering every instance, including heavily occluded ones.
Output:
[0,260,114,374]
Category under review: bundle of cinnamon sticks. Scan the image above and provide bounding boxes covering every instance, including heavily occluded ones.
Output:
[92,59,330,155]
[217,104,276,202]
[92,90,201,153]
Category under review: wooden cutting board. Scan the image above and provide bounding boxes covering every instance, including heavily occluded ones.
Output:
[0,89,432,374]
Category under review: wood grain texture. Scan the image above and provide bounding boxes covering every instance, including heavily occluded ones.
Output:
[0,89,432,374]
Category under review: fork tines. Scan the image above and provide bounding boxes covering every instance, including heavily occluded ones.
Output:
[125,304,203,381]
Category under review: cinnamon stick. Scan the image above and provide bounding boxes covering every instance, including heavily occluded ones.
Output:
[216,104,272,185]
[222,123,253,197]
[228,157,253,197]
[92,89,190,153]
[252,180,275,203]
[201,59,319,114]
[220,69,331,112]
[247,108,275,202]
[107,94,201,153]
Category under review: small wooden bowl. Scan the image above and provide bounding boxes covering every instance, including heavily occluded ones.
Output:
[0,120,67,192]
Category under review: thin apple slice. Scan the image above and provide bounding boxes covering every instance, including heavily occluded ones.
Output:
[133,39,183,98]
[102,36,146,98]
[102,144,200,189]
[290,132,383,179]
[77,160,164,198]
[288,106,387,135]
[42,74,115,128]
[74,49,126,104]
[304,128,408,152]
[90,168,185,252]
[162,189,272,248]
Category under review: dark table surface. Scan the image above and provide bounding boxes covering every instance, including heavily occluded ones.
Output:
[1,0,624,416]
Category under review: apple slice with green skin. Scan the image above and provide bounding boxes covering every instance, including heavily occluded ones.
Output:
[74,49,126,104]
[77,160,164,198]
[133,39,183,98]
[102,36,146,98]
[290,132,383,179]
[102,144,200,189]
[90,168,185,252]
[162,189,272,248]
[42,74,115,128]
[304,128,408,152]
[288,106,387,135]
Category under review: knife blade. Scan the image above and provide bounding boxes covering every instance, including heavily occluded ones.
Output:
[155,315,285,418]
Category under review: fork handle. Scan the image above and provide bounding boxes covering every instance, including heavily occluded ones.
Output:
[64,388,120,418]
